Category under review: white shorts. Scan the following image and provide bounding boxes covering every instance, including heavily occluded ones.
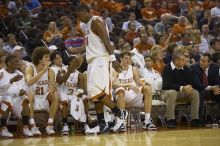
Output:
[34,94,49,111]
[12,95,29,118]
[87,57,111,100]
[115,87,144,108]
[0,95,13,112]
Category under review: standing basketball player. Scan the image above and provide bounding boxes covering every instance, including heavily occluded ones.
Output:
[112,51,157,130]
[25,47,59,135]
[76,5,125,132]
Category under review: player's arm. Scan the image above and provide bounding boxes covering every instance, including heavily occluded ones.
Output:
[133,67,143,87]
[48,68,57,92]
[77,73,83,90]
[91,19,113,55]
[25,66,47,86]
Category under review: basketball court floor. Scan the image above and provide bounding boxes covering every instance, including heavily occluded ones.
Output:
[1,128,220,146]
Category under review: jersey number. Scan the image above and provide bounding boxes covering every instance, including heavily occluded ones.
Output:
[67,89,74,95]
[36,86,44,95]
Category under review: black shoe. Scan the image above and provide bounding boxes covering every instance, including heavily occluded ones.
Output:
[167,119,176,128]
[99,123,109,134]
[191,119,200,127]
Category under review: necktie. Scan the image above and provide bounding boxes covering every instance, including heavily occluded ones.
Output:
[202,70,208,87]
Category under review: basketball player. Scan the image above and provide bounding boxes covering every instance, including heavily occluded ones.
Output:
[25,47,59,135]
[112,51,157,130]
[0,55,33,137]
[76,4,125,132]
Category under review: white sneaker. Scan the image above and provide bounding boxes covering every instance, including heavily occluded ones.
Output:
[84,124,99,135]
[31,126,41,135]
[46,126,55,135]
[61,124,69,135]
[23,128,33,137]
[111,117,125,132]
[1,128,13,138]
[143,119,157,130]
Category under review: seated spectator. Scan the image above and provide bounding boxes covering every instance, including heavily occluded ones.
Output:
[210,38,220,54]
[191,44,201,62]
[211,0,220,18]
[190,53,220,125]
[151,45,165,74]
[146,25,155,45]
[154,14,169,35]
[17,8,33,30]
[157,2,172,17]
[192,29,209,54]
[176,32,192,46]
[122,12,142,31]
[201,24,214,45]
[143,55,162,93]
[172,16,188,36]
[135,33,153,56]
[24,0,41,16]
[64,27,86,56]
[112,51,157,130]
[162,47,200,128]
[101,9,113,32]
[133,27,146,47]
[2,34,17,54]
[198,10,214,30]
[125,21,138,45]
[122,0,142,20]
[141,0,157,21]
[61,17,73,40]
[43,21,63,46]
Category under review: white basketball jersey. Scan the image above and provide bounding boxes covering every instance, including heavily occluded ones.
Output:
[118,65,137,89]
[85,16,109,61]
[30,64,49,97]
[0,68,26,95]
[60,68,79,96]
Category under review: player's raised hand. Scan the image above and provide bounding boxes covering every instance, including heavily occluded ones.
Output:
[112,60,122,73]
[43,61,51,71]
[10,74,23,83]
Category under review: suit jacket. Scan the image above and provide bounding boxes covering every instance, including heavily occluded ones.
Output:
[162,63,193,91]
[189,63,220,91]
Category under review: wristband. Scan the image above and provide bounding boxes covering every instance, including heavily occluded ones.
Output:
[110,54,116,62]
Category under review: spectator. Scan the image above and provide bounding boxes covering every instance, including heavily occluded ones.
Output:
[133,27,146,47]
[125,21,138,45]
[151,45,165,74]
[141,0,157,21]
[190,53,220,125]
[198,10,214,30]
[122,12,142,31]
[43,21,63,46]
[192,29,209,54]
[101,9,113,32]
[172,16,188,36]
[162,47,200,128]
[163,42,177,64]
[24,0,41,15]
[157,1,172,17]
[146,25,155,45]
[211,0,220,18]
[135,33,153,56]
[143,55,162,93]
[154,14,169,35]
[64,27,86,56]
[122,0,142,20]
[61,17,73,40]
[210,38,220,54]
[17,8,33,30]
[201,24,214,45]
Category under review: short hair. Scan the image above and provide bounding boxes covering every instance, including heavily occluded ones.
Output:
[76,4,90,13]
[50,51,61,63]
[120,51,132,58]
[5,55,17,66]
[144,55,153,60]
[172,46,185,61]
[201,53,212,62]
[7,33,15,40]
[210,38,220,47]
[32,47,50,65]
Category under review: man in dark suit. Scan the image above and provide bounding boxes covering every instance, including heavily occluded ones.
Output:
[162,48,200,128]
[190,53,220,125]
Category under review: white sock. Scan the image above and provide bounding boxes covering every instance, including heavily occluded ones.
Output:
[29,118,35,125]
[145,113,151,122]
[48,118,54,124]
